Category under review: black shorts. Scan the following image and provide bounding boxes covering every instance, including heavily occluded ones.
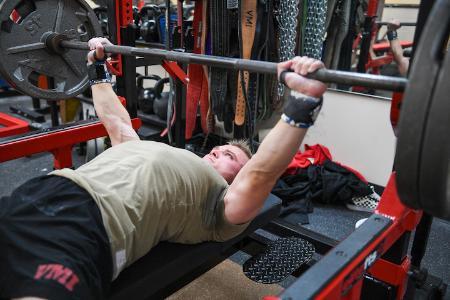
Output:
[0,175,113,300]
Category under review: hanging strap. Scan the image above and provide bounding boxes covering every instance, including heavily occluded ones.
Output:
[209,0,229,122]
[303,0,327,59]
[177,0,184,49]
[277,0,300,96]
[199,0,210,135]
[235,0,258,126]
[246,0,271,138]
[185,0,204,139]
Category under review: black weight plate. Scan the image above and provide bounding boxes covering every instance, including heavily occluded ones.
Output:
[0,0,101,100]
[419,47,450,220]
[395,0,450,210]
[243,237,315,284]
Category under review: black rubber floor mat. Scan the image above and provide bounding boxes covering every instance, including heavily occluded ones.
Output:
[243,237,315,284]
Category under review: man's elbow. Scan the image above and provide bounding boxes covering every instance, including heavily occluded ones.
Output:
[224,176,275,224]
[224,199,258,225]
[101,115,137,146]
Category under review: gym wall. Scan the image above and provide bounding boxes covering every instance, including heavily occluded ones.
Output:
[380,5,419,41]
[301,90,396,187]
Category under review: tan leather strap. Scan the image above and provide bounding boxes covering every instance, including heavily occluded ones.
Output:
[235,0,257,126]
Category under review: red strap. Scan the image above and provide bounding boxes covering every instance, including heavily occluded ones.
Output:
[185,0,204,139]
[137,0,145,10]
[161,61,188,84]
[198,1,209,134]
[186,65,203,139]
[177,0,184,48]
[199,72,209,134]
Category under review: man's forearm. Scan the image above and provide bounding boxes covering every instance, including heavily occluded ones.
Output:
[225,120,307,223]
[234,120,306,198]
[91,83,138,145]
[390,39,404,64]
[389,40,409,76]
[91,83,131,125]
[250,121,307,180]
[224,57,326,224]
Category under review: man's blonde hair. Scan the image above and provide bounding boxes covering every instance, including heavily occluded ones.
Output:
[227,139,252,159]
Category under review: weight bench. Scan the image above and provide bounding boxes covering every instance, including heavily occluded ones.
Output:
[109,194,282,300]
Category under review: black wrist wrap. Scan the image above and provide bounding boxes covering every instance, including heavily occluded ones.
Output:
[281,90,323,128]
[387,30,398,41]
[88,62,112,86]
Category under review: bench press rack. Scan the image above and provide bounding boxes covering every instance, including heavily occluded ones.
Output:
[0,0,448,299]
[0,122,446,300]
[263,175,447,299]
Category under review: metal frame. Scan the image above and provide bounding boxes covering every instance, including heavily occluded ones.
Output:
[276,174,422,300]
[263,219,339,255]
[0,112,29,138]
[267,2,447,298]
[0,1,445,299]
[0,118,141,169]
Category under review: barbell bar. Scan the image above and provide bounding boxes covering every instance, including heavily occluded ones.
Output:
[376,21,416,27]
[60,39,407,92]
[0,0,407,101]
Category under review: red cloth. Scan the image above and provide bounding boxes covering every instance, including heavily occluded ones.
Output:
[284,144,368,183]
[284,144,332,175]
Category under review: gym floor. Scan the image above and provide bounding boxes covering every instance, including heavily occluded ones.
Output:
[1,95,449,298]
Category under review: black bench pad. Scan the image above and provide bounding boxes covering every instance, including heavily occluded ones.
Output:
[109,194,282,299]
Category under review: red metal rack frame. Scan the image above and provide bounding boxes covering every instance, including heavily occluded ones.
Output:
[271,173,422,300]
[0,112,29,138]
[0,118,141,169]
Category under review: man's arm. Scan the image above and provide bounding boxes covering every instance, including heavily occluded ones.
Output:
[224,57,327,224]
[389,39,409,76]
[387,20,410,76]
[87,38,139,146]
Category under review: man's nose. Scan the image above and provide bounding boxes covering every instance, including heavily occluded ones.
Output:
[211,149,220,158]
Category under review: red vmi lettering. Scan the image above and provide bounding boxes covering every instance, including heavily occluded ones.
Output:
[34,264,80,291]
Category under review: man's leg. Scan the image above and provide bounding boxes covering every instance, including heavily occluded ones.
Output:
[0,176,112,300]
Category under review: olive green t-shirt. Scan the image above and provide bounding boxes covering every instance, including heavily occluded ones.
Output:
[51,141,249,279]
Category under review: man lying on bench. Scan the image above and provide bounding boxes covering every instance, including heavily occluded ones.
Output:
[0,37,326,300]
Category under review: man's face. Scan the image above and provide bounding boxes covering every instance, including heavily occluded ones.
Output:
[202,145,250,184]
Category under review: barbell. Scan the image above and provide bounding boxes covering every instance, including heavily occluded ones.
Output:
[0,0,408,101]
[376,21,416,27]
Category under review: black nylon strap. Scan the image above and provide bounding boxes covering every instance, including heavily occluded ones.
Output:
[88,62,111,86]
[210,0,230,121]
[387,30,398,41]
[282,90,323,128]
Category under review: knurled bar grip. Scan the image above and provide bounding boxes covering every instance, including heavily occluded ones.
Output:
[61,40,407,92]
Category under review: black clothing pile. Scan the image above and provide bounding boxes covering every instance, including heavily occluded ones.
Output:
[272,159,372,225]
